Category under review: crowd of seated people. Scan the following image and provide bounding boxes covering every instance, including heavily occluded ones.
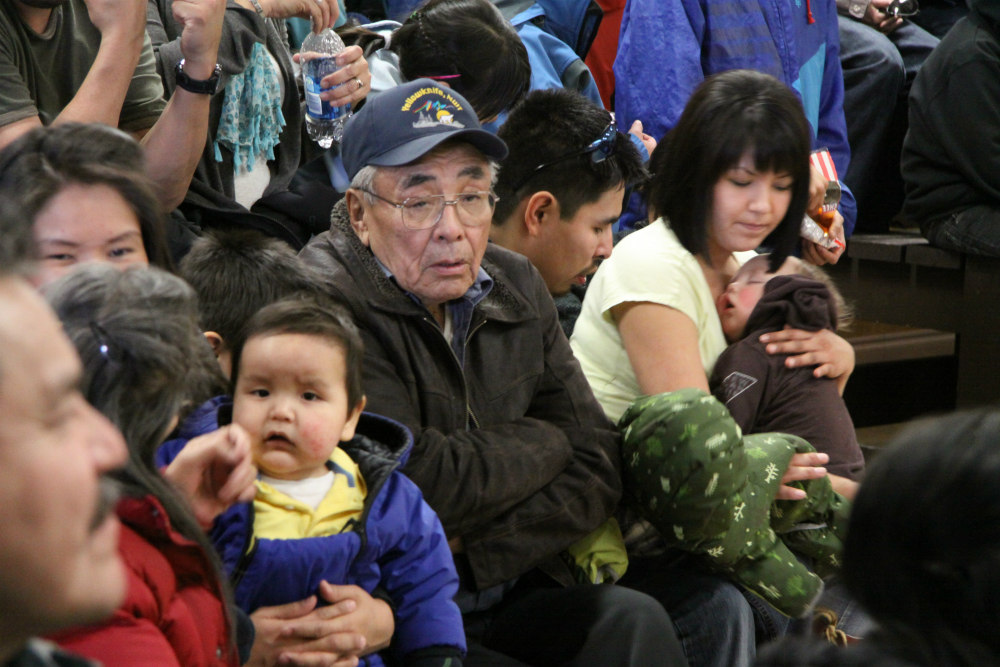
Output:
[1,1,998,667]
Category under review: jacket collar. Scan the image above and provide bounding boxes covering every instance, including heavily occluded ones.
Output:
[328,200,535,324]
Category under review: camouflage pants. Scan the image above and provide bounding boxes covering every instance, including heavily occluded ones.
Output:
[620,388,850,617]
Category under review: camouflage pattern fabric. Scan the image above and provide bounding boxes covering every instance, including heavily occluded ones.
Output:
[619,388,850,617]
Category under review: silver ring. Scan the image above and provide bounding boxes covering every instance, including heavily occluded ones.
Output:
[355,77,364,91]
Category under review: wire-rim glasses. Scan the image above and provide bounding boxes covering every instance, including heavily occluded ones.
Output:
[359,189,499,230]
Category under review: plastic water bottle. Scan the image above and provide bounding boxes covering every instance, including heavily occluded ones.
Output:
[300,29,352,148]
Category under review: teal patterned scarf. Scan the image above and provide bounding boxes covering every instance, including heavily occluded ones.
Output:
[214,41,286,174]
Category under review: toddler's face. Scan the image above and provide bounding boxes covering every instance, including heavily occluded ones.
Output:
[717,255,800,342]
[232,333,363,481]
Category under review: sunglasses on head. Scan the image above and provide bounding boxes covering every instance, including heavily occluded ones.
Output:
[510,122,618,194]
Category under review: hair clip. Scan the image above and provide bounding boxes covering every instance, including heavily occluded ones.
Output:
[90,321,113,360]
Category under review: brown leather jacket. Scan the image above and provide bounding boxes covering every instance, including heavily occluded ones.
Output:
[299,202,622,590]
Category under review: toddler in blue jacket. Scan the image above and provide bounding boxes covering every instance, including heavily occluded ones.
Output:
[211,296,465,667]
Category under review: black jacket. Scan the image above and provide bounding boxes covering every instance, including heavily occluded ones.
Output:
[902,4,1000,228]
[710,276,864,480]
[299,200,622,590]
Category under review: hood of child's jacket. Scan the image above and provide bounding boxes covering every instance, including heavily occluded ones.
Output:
[744,275,837,335]
[345,411,414,470]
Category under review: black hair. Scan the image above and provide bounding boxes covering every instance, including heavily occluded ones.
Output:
[178,228,324,350]
[43,264,235,654]
[494,88,647,224]
[646,70,811,272]
[0,123,173,272]
[389,0,531,122]
[843,409,1000,666]
[230,297,365,410]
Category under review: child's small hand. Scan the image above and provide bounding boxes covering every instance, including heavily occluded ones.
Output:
[628,120,657,158]
[162,424,257,528]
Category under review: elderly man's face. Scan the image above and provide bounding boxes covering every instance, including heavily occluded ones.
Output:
[0,277,127,655]
[350,143,493,313]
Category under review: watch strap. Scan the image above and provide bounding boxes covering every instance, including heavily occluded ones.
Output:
[174,59,222,95]
[248,0,266,17]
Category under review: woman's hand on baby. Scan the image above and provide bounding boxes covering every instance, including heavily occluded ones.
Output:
[162,424,257,529]
[802,210,846,266]
[777,452,829,500]
[248,595,366,667]
[315,583,394,655]
[760,326,855,393]
[293,46,371,107]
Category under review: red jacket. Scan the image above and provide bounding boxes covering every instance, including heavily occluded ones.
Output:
[51,495,238,667]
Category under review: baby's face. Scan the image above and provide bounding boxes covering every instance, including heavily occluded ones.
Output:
[232,332,362,481]
[717,255,800,342]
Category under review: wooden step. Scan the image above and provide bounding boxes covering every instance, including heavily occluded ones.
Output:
[845,320,955,365]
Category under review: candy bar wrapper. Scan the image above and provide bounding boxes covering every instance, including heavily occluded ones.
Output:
[801,216,842,250]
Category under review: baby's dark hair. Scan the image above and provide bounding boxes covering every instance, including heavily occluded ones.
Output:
[231,297,365,410]
[494,88,647,225]
[179,229,323,350]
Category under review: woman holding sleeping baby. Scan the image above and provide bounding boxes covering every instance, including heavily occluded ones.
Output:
[570,69,863,663]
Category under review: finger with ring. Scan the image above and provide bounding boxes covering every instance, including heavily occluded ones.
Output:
[355,77,364,91]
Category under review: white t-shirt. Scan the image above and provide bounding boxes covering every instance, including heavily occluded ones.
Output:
[570,219,756,423]
[259,471,335,510]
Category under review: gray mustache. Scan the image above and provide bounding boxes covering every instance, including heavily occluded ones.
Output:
[89,477,121,533]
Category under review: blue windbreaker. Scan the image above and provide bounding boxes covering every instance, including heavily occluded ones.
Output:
[166,409,465,666]
[614,0,857,235]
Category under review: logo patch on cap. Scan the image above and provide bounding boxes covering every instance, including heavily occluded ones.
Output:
[401,86,466,129]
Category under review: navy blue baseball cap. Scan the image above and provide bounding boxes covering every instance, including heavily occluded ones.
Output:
[341,79,508,180]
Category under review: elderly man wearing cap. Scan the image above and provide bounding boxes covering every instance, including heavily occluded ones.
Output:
[299,80,687,667]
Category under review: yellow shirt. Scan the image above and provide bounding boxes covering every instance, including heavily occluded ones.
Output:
[570,220,756,423]
[254,448,367,539]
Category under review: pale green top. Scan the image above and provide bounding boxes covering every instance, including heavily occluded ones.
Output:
[570,219,756,423]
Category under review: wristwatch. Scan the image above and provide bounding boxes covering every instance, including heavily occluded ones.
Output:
[174,59,222,95]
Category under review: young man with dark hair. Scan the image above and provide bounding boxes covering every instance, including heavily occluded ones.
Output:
[489,89,647,335]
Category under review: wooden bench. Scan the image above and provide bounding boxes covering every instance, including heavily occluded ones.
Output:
[828,232,1000,408]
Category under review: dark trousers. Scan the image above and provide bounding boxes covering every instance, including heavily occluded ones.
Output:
[462,581,688,667]
[924,205,1000,257]
[839,17,938,232]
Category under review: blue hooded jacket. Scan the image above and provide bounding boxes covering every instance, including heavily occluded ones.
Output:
[162,408,465,666]
[613,0,857,235]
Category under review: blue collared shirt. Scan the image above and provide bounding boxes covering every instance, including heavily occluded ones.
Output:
[373,257,493,368]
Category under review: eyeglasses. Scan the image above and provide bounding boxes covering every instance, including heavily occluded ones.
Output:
[509,122,619,193]
[359,189,499,230]
[886,0,918,17]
